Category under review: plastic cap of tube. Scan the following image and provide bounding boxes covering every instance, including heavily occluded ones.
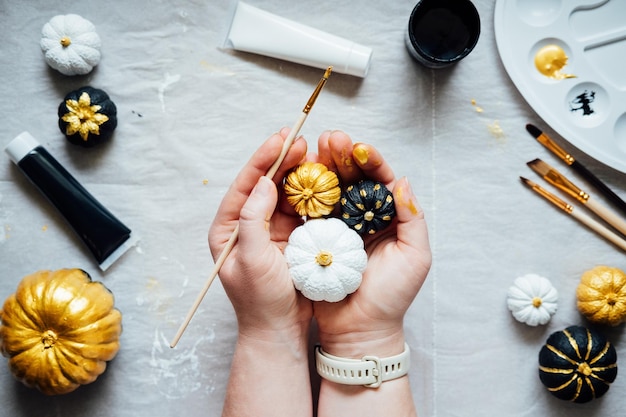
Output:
[5,131,40,164]
[344,43,372,77]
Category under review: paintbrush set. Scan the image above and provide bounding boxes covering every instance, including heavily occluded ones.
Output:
[522,124,626,251]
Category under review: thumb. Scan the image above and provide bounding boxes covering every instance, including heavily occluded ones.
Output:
[237,176,277,260]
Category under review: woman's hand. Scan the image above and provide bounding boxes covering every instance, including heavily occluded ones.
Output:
[311,130,432,358]
[209,127,313,339]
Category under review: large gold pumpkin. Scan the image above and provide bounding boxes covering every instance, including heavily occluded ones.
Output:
[0,269,122,395]
[576,266,626,326]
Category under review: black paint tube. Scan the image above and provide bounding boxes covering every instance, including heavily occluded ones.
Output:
[5,132,137,271]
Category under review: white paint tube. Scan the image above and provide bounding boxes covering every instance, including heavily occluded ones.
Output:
[222,1,372,77]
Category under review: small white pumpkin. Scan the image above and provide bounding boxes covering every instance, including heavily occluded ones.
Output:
[284,218,367,302]
[506,274,558,326]
[41,14,101,76]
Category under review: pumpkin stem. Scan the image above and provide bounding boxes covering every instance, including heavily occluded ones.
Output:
[605,293,618,306]
[532,297,543,308]
[302,188,314,200]
[41,330,58,349]
[577,362,593,376]
[60,36,72,47]
[316,250,333,267]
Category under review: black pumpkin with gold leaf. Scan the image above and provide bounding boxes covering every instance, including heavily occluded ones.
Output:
[340,179,395,235]
[538,325,617,403]
[58,86,117,147]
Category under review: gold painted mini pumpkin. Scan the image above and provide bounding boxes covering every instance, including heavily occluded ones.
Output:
[576,266,626,326]
[340,179,396,235]
[284,162,341,218]
[538,325,617,403]
[58,86,117,147]
[0,269,122,395]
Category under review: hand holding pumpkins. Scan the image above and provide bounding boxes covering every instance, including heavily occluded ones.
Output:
[0,269,122,395]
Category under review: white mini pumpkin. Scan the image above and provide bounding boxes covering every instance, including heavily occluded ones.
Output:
[506,274,558,326]
[41,14,101,76]
[284,218,367,302]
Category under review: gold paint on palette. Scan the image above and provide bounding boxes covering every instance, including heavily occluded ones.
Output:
[534,45,576,80]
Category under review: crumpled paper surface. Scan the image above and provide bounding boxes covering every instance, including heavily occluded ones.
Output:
[1,0,626,416]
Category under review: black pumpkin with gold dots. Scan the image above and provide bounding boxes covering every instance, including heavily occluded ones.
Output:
[340,179,396,235]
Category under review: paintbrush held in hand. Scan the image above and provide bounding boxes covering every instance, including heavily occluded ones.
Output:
[527,158,626,236]
[525,124,626,216]
[169,66,333,348]
[520,177,626,251]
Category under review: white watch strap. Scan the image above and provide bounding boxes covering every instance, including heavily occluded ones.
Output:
[315,343,410,388]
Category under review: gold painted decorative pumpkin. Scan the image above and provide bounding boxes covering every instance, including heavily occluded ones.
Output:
[576,266,626,326]
[58,86,118,147]
[40,14,101,76]
[340,179,396,235]
[284,162,341,218]
[0,269,122,395]
[538,325,617,403]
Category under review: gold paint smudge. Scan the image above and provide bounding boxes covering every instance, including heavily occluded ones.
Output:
[42,225,48,232]
[534,45,576,80]
[397,186,419,216]
[471,99,484,113]
[202,179,209,185]
[487,120,505,139]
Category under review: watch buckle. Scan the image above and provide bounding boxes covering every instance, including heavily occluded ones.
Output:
[362,355,382,388]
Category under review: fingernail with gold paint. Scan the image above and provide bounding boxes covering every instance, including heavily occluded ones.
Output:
[398,177,419,216]
[353,144,369,165]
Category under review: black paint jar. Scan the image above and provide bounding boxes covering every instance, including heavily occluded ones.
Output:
[406,0,481,68]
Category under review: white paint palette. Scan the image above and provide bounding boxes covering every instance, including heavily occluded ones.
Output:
[494,0,626,172]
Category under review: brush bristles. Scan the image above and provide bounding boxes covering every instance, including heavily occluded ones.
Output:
[527,158,552,176]
[526,124,542,138]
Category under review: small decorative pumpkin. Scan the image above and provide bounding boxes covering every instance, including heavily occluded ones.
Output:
[0,269,122,395]
[506,274,558,326]
[58,86,117,147]
[538,325,617,403]
[340,179,396,235]
[284,218,367,302]
[576,265,626,326]
[284,162,341,218]
[41,14,101,76]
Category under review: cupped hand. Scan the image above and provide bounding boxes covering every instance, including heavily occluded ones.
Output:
[208,128,313,338]
[310,130,432,357]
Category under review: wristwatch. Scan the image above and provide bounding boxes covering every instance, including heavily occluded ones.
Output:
[315,343,411,388]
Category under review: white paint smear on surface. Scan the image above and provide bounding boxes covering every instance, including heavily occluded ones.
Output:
[150,328,216,399]
[158,73,181,112]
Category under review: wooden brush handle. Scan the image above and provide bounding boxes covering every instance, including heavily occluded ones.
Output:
[586,197,626,236]
[571,208,626,251]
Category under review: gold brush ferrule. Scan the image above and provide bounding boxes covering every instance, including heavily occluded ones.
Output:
[532,183,573,213]
[536,133,575,165]
[543,169,589,203]
[303,66,333,114]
